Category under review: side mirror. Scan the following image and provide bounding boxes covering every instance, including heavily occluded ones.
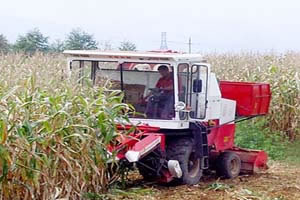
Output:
[193,79,202,93]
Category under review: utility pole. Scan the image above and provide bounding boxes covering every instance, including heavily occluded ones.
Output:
[160,32,168,50]
[188,37,192,53]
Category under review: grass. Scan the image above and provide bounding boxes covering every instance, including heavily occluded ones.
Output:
[281,140,300,165]
[235,120,287,160]
[235,119,300,164]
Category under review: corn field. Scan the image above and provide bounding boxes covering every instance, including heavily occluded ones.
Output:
[0,52,299,199]
[0,53,133,199]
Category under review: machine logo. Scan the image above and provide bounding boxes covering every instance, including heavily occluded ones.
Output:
[224,136,230,143]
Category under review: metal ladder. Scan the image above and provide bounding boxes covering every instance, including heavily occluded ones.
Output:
[200,126,209,170]
[191,123,210,170]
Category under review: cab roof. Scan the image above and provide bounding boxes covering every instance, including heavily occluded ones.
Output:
[63,50,205,63]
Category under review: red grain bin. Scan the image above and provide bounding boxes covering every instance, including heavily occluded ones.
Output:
[219,81,271,116]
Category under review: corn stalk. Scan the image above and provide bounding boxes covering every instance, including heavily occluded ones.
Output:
[0,52,133,199]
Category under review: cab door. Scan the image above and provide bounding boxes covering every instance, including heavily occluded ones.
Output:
[189,64,209,119]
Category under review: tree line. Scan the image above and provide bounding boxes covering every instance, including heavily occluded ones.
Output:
[0,28,137,54]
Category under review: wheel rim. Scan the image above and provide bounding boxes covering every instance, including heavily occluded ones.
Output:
[230,157,240,176]
[188,152,200,178]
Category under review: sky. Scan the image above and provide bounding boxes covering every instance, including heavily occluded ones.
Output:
[1,0,300,53]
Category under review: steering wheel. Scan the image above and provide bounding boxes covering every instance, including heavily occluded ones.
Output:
[148,88,170,103]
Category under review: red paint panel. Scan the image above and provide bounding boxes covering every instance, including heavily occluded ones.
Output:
[254,150,268,169]
[208,128,218,146]
[132,134,161,152]
[158,169,174,183]
[219,81,271,116]
[117,124,160,132]
[207,120,219,146]
[229,147,268,173]
[145,133,166,150]
[214,124,235,151]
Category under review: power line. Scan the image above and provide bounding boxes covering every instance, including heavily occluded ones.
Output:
[167,40,202,46]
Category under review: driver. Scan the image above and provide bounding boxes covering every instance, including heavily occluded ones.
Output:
[145,65,174,119]
[155,65,173,91]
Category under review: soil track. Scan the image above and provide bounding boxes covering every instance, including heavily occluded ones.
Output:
[123,161,300,200]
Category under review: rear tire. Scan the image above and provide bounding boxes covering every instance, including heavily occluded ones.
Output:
[216,152,241,179]
[167,137,202,185]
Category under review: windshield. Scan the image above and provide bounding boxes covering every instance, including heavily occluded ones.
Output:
[70,60,175,120]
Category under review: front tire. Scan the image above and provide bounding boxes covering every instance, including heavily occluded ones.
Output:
[167,137,202,185]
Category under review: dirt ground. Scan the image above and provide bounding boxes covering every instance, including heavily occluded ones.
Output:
[120,161,300,200]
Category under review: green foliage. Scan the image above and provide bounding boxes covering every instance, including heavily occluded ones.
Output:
[83,187,153,199]
[13,28,49,54]
[65,28,98,50]
[206,182,233,191]
[49,39,65,53]
[0,34,10,53]
[235,120,287,160]
[118,40,137,51]
[281,141,300,164]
